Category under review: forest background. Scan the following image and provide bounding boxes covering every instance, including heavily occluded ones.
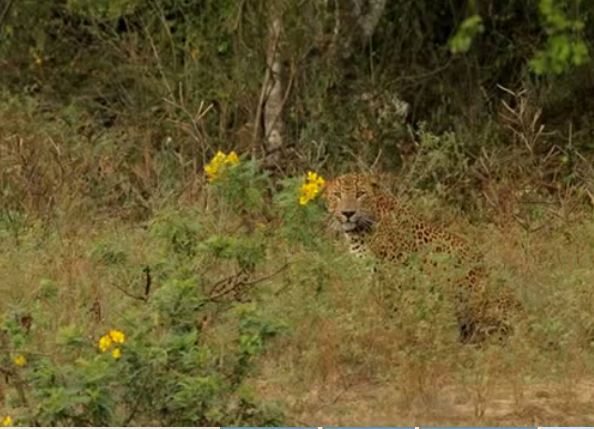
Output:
[2,0,594,426]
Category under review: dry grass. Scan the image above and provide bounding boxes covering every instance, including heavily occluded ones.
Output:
[251,213,594,426]
[3,166,594,426]
[4,174,594,425]
[2,99,594,426]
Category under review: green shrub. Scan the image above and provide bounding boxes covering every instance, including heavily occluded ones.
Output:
[0,156,332,425]
[530,0,590,75]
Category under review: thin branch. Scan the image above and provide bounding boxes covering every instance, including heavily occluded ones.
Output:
[164,97,214,165]
[111,283,147,302]
[206,263,289,302]
[0,0,13,27]
[143,266,152,297]
[151,0,177,65]
[144,25,174,100]
[242,263,289,287]
[370,148,383,171]
[395,59,453,83]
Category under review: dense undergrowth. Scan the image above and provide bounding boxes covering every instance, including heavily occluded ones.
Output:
[3,0,594,425]
[2,98,594,425]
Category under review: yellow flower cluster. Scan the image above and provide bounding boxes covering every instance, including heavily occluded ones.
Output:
[299,171,325,205]
[204,151,240,182]
[1,416,12,427]
[98,329,126,360]
[12,355,26,367]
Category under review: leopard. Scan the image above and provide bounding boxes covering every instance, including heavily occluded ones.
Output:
[323,172,522,343]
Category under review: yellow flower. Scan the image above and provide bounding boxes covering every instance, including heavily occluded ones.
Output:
[111,347,122,360]
[12,355,26,367]
[226,151,240,165]
[108,329,125,344]
[2,416,13,427]
[98,334,112,352]
[306,171,325,186]
[298,171,325,205]
[204,150,240,182]
[204,151,226,179]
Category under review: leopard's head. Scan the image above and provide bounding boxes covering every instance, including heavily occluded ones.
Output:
[323,173,381,234]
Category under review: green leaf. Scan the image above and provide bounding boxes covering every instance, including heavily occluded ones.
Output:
[448,15,484,54]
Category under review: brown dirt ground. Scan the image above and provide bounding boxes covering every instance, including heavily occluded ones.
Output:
[256,378,594,426]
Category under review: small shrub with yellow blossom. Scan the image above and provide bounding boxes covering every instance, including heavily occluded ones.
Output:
[274,171,327,247]
[0,206,285,426]
[204,150,240,182]
[98,329,125,359]
[204,150,268,211]
[298,171,325,205]
[0,158,337,427]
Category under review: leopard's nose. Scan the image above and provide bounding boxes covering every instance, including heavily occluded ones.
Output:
[341,210,356,220]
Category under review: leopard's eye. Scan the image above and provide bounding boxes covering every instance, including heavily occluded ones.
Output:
[356,190,367,198]
[333,191,341,198]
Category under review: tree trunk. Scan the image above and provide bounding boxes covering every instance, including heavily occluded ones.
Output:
[254,16,285,171]
[331,0,387,59]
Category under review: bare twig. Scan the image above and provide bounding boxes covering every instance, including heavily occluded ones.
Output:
[143,266,152,298]
[164,97,214,166]
[151,0,177,64]
[207,263,289,302]
[144,26,174,100]
[242,263,289,287]
[512,214,547,233]
[395,59,453,83]
[111,282,147,302]
[370,148,383,171]
[207,269,250,301]
[497,85,545,155]
[0,0,13,26]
